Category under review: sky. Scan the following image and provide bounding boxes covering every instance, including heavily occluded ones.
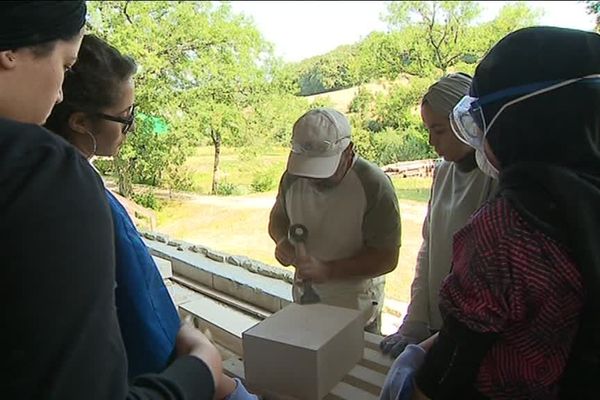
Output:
[229,1,596,62]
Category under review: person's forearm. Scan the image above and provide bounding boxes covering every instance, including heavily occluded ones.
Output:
[404,240,431,324]
[327,246,399,280]
[215,375,237,400]
[127,356,215,399]
[269,222,288,244]
[268,204,289,244]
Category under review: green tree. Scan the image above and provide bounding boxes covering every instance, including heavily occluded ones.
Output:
[583,1,600,31]
[473,2,541,54]
[354,32,413,82]
[87,1,274,196]
[383,1,482,75]
[293,45,359,95]
[381,1,540,76]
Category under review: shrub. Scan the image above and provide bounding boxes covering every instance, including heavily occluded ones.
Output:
[251,170,276,193]
[132,191,163,211]
[214,181,239,196]
[92,158,114,176]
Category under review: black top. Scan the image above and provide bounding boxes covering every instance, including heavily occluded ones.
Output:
[0,118,214,399]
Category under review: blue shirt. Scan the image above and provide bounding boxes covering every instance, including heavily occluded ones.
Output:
[106,189,180,378]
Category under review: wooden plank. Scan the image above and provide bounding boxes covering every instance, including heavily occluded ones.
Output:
[327,381,379,400]
[364,331,383,351]
[223,356,246,380]
[180,296,260,355]
[165,280,197,307]
[152,255,172,279]
[224,357,378,400]
[342,364,386,395]
[359,347,393,375]
[172,275,272,320]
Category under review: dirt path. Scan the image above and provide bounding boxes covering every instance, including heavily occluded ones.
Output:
[173,191,426,223]
[155,191,427,303]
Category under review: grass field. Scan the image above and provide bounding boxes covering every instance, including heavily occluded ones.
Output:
[183,146,288,195]
[154,147,431,303]
[183,146,432,201]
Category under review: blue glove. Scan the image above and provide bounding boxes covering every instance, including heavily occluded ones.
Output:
[380,321,430,358]
[379,344,426,400]
[224,378,259,400]
[380,332,418,358]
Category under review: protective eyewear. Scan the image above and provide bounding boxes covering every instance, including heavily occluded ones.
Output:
[450,74,600,150]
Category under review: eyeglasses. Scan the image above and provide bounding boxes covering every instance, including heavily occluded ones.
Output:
[95,104,136,134]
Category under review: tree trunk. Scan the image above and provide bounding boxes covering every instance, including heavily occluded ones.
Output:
[211,129,221,195]
[115,155,133,198]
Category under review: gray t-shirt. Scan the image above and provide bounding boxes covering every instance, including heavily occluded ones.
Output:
[404,159,497,331]
[276,157,401,324]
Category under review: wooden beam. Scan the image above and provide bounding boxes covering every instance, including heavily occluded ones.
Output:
[359,347,394,375]
[179,295,260,355]
[341,364,386,395]
[171,275,272,320]
[223,356,379,400]
[364,331,383,351]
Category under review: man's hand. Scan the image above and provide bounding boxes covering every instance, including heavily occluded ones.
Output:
[275,237,296,266]
[294,255,331,284]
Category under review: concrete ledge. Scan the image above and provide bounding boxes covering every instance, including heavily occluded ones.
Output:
[151,255,172,279]
[180,295,260,355]
[143,235,293,313]
[142,230,407,331]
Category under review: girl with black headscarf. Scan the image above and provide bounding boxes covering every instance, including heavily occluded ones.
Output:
[395,26,600,400]
[1,2,220,399]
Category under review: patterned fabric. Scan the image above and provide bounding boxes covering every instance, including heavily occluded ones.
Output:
[440,196,584,400]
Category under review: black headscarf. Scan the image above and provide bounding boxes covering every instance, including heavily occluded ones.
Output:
[0,1,86,51]
[472,26,600,398]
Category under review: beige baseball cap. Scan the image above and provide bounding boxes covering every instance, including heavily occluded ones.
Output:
[287,108,352,178]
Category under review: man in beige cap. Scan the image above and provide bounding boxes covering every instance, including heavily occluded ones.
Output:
[268,107,401,333]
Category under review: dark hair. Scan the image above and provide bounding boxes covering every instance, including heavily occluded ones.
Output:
[27,32,78,58]
[45,34,137,137]
[0,1,86,53]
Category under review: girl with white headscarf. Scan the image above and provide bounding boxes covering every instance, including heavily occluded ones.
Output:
[381,73,497,358]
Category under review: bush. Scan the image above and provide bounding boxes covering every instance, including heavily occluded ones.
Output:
[251,170,276,193]
[92,158,114,176]
[132,191,163,211]
[348,86,374,115]
[350,118,378,162]
[214,181,239,196]
[372,125,435,165]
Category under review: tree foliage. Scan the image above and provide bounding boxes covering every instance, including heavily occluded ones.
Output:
[291,1,540,96]
[85,1,543,195]
[584,1,600,31]
[87,1,286,195]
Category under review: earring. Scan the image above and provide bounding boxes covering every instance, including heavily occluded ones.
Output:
[84,130,97,159]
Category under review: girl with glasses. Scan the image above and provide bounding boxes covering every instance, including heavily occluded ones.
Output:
[45,34,256,400]
[1,2,225,399]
